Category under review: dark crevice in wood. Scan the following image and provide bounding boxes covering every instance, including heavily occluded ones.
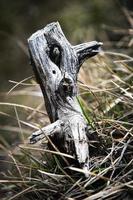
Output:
[49,45,61,68]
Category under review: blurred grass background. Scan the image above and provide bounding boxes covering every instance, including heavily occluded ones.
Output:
[0,0,133,199]
[0,0,132,91]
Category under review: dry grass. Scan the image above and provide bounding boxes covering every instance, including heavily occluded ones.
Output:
[0,50,133,199]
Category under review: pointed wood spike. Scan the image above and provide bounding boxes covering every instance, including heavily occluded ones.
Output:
[74,41,103,70]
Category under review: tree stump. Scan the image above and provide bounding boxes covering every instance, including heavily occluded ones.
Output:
[28,22,102,173]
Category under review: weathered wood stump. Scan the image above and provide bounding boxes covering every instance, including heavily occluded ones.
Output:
[28,22,102,173]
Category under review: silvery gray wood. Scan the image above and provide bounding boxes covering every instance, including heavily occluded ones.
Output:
[28,22,102,172]
[29,119,64,144]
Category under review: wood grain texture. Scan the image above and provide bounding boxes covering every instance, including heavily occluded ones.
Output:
[28,22,102,171]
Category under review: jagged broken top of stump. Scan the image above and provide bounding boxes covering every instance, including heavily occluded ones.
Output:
[28,22,102,173]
